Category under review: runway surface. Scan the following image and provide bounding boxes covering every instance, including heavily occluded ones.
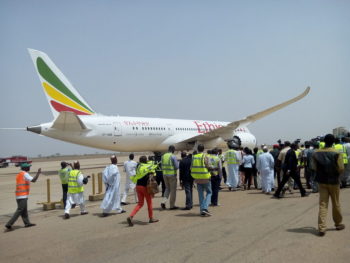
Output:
[0,156,349,263]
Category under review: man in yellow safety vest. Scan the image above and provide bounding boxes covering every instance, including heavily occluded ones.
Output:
[64,161,89,219]
[191,144,213,216]
[161,145,179,210]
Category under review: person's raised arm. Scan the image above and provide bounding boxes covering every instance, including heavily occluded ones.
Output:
[31,168,41,183]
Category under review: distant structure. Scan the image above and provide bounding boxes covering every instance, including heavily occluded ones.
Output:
[333,127,350,138]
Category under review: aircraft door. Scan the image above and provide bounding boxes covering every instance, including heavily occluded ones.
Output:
[113,122,122,136]
[166,123,174,136]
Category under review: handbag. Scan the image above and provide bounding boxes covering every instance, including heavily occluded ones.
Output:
[147,173,159,195]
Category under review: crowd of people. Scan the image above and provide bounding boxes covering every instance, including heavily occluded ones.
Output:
[5,134,349,236]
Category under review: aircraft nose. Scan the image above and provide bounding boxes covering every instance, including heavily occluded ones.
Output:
[27,125,42,134]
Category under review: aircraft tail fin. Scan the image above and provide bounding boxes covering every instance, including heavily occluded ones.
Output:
[28,49,95,118]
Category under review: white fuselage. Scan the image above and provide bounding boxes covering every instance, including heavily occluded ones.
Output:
[39,115,256,152]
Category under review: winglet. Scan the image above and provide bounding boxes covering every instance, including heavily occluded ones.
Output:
[28,48,95,118]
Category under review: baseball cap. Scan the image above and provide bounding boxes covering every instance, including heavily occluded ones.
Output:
[20,163,32,168]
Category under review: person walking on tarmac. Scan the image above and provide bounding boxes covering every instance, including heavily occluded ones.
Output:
[58,161,72,209]
[126,156,159,226]
[191,144,213,216]
[121,153,138,205]
[224,139,241,191]
[160,145,179,210]
[100,155,126,217]
[312,134,345,236]
[210,148,222,206]
[179,152,194,210]
[5,163,41,231]
[273,143,308,198]
[64,161,89,219]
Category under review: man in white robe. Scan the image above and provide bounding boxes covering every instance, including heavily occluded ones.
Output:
[100,155,125,216]
[257,146,275,194]
[121,153,138,205]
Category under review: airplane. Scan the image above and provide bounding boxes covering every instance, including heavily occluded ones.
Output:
[26,49,310,153]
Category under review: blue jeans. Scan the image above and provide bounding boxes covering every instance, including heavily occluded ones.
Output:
[196,181,212,212]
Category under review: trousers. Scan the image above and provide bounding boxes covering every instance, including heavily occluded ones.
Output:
[161,175,177,208]
[197,181,212,212]
[211,176,221,205]
[6,198,31,226]
[62,184,68,209]
[130,186,153,219]
[318,183,343,232]
[274,171,306,197]
[183,180,193,208]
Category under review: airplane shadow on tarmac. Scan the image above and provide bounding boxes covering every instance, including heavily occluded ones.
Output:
[286,226,319,236]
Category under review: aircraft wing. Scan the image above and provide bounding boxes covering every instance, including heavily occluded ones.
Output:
[181,87,310,143]
[51,111,88,131]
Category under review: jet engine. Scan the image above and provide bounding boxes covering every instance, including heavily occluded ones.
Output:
[232,132,257,150]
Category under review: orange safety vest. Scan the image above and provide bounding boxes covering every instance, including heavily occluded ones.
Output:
[15,171,30,197]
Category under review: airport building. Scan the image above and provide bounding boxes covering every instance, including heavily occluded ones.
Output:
[333,127,349,138]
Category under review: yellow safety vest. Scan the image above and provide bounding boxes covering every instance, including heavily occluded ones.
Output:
[191,153,211,179]
[295,149,302,166]
[225,150,239,165]
[58,168,70,184]
[162,153,176,176]
[334,144,348,164]
[131,163,157,184]
[68,170,84,194]
[319,142,325,149]
[210,155,220,176]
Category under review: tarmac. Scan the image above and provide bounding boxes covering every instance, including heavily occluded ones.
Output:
[0,155,349,263]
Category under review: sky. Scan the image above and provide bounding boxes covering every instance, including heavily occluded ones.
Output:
[0,0,349,157]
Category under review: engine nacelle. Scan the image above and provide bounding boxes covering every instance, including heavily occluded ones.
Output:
[233,132,257,150]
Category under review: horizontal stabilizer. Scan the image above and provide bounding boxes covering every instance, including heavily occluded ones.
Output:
[51,111,87,131]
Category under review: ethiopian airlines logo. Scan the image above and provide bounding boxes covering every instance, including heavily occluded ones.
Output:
[36,57,94,115]
[193,121,222,133]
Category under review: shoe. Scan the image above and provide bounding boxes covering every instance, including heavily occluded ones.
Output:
[301,192,309,197]
[169,206,179,210]
[5,225,12,231]
[118,210,126,214]
[181,207,191,210]
[80,211,88,215]
[336,224,345,231]
[102,213,109,217]
[228,187,232,191]
[64,213,70,219]
[281,189,286,197]
[127,217,133,227]
[149,218,159,223]
[272,194,281,199]
[161,203,166,209]
[121,202,129,205]
[318,231,326,237]
[25,223,36,228]
[202,210,212,216]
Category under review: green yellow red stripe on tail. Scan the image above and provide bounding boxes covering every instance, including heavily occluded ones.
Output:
[28,49,95,118]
